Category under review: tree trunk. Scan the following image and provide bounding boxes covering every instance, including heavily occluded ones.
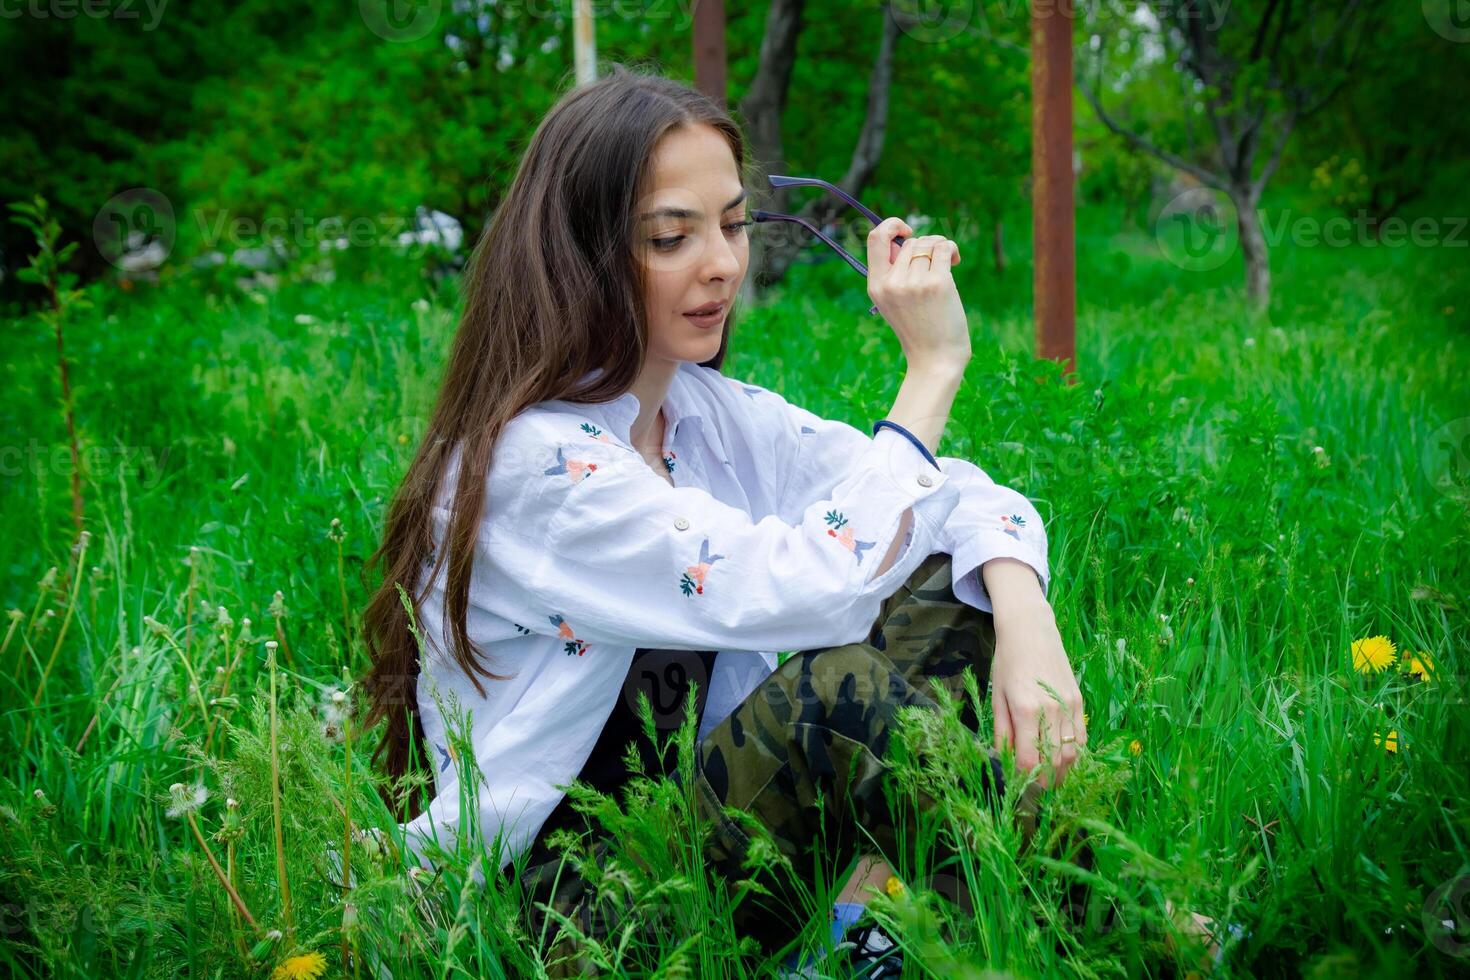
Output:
[740,1,898,295]
[738,0,806,292]
[1231,184,1270,310]
[992,217,1007,273]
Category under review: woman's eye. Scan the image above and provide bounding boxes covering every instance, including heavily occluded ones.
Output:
[725,219,753,235]
[651,220,752,252]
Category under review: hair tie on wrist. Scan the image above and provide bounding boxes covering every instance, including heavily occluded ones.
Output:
[872,419,939,470]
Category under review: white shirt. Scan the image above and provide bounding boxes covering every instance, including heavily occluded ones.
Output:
[403,360,1050,873]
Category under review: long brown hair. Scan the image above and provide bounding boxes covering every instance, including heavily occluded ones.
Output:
[360,64,755,820]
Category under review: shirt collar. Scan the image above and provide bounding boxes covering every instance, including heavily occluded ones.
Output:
[573,362,704,444]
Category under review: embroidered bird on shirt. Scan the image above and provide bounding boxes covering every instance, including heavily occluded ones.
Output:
[545,445,599,484]
[549,614,589,656]
[824,510,876,565]
[679,538,726,596]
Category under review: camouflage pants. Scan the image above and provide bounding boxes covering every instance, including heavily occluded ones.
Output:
[518,551,1086,976]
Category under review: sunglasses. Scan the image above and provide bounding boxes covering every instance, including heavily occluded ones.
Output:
[750,175,910,316]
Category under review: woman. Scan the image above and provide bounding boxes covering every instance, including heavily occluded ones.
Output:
[360,66,1204,976]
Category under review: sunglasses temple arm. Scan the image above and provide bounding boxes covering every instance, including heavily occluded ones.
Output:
[767,175,884,227]
[753,210,883,317]
[752,211,864,277]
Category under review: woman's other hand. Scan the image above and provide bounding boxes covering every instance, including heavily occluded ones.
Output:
[988,589,1086,790]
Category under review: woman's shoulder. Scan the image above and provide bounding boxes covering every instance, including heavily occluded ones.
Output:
[681,362,796,426]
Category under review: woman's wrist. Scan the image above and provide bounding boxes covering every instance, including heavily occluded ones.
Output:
[982,557,1052,626]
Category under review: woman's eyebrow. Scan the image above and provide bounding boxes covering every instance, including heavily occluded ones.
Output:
[639,188,747,222]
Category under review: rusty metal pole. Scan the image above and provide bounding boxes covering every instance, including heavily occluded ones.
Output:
[574,0,597,87]
[1031,0,1076,381]
[692,0,727,107]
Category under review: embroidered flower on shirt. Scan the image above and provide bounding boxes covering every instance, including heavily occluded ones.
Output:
[663,449,677,473]
[1000,513,1028,540]
[679,538,726,596]
[578,421,614,442]
[545,445,600,484]
[434,742,452,772]
[549,614,589,656]
[824,510,877,565]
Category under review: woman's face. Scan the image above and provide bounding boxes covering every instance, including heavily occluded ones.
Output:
[635,123,750,364]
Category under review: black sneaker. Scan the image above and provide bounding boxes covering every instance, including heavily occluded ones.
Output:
[836,920,904,979]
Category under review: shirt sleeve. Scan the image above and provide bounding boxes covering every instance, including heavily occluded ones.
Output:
[452,410,965,655]
[762,389,1050,614]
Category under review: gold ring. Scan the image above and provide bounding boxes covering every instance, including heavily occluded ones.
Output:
[910,249,934,264]
[1060,735,1078,744]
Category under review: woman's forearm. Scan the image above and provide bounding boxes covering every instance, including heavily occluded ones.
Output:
[870,364,966,579]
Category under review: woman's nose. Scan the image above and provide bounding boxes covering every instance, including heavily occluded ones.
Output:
[702,229,743,279]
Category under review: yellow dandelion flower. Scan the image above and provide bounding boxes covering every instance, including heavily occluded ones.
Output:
[1351,635,1396,673]
[884,875,905,898]
[1372,729,1398,753]
[1407,652,1436,682]
[271,951,327,980]
[1129,739,1143,756]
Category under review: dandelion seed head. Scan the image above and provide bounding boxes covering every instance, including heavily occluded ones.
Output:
[165,782,209,819]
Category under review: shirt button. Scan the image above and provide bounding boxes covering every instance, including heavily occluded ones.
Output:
[674,517,690,530]
[917,474,934,487]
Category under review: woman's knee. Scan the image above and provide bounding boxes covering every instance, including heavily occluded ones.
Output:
[765,644,917,741]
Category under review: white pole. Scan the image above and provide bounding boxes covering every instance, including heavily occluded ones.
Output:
[574,0,596,86]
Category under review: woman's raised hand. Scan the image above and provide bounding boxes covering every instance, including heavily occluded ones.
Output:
[866,217,971,372]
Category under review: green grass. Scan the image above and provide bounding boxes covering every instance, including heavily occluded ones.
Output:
[2,198,1468,979]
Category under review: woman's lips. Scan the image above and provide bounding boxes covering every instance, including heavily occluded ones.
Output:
[683,302,726,327]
